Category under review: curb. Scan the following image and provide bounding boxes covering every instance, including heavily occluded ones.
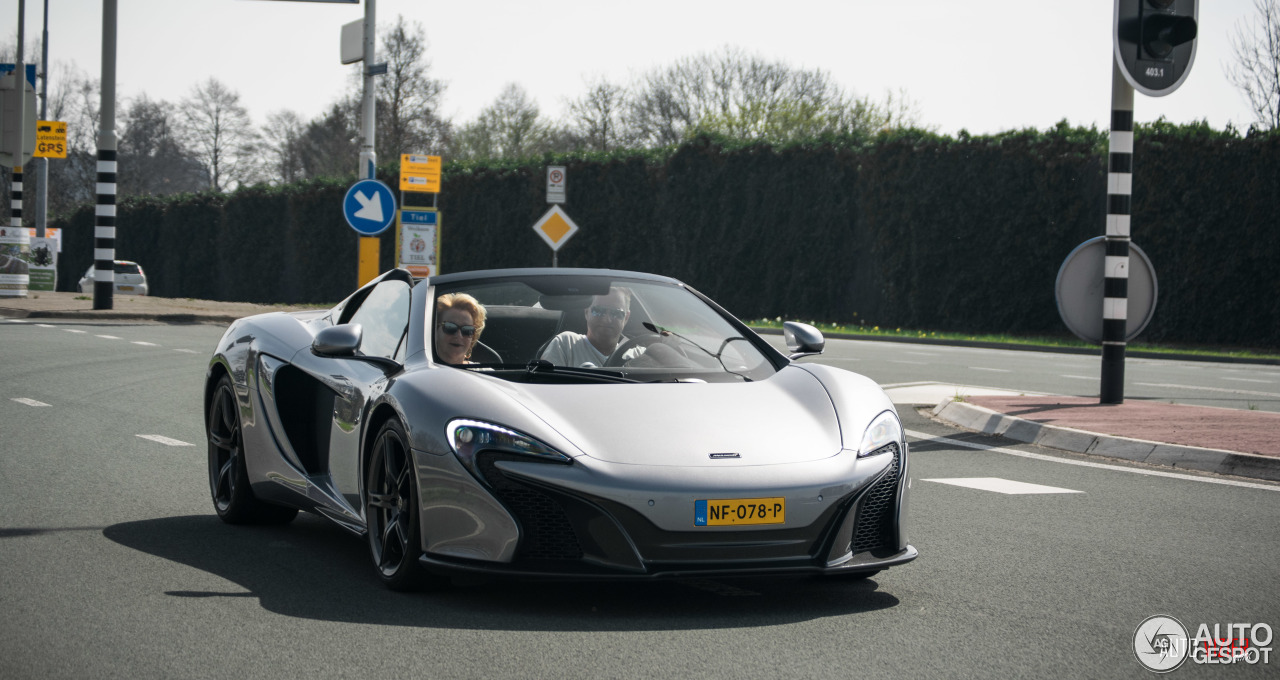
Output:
[0,309,240,324]
[750,327,1280,366]
[929,399,1280,482]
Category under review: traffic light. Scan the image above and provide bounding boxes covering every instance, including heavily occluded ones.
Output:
[1114,0,1198,96]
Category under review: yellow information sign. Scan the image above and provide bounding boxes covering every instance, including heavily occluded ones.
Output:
[400,154,441,193]
[34,121,67,159]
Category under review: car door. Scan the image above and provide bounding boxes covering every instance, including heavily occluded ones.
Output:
[283,278,412,514]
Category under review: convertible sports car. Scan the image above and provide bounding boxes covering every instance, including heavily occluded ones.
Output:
[205,268,916,590]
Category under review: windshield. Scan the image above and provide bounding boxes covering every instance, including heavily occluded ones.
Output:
[430,275,779,383]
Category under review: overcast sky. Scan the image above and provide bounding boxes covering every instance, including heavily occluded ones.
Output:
[0,0,1267,138]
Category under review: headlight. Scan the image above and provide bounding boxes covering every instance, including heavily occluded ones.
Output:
[446,419,570,475]
[858,410,903,458]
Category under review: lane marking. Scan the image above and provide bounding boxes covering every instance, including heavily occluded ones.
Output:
[922,477,1083,494]
[136,434,194,447]
[1223,377,1273,384]
[1135,382,1280,399]
[905,429,1280,492]
[131,341,159,347]
[889,360,926,365]
[173,349,198,354]
[64,329,86,334]
[969,367,1011,373]
[1061,374,1094,380]
[5,319,27,323]
[12,398,51,407]
[35,324,54,328]
[95,334,121,340]
[905,351,939,357]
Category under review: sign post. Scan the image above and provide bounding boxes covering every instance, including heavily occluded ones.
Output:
[397,154,442,278]
[1098,0,1198,404]
[344,178,396,285]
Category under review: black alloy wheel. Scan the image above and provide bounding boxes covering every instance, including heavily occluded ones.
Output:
[207,374,297,525]
[366,418,440,591]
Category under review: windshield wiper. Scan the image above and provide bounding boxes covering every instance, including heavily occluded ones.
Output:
[641,322,752,381]
[523,359,639,384]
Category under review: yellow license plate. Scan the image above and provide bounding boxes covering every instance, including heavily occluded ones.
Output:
[118,285,133,291]
[694,497,784,526]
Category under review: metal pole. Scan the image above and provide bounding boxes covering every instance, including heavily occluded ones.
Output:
[35,0,48,239]
[359,0,376,180]
[94,0,117,310]
[1100,59,1134,404]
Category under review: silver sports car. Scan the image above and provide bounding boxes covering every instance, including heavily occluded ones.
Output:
[205,268,916,590]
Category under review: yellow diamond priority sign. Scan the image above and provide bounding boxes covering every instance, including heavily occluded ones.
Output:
[532,205,579,252]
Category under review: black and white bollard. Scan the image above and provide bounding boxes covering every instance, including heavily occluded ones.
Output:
[93,149,116,309]
[1101,62,1134,404]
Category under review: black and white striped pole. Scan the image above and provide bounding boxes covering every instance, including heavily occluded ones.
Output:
[1102,0,1198,403]
[93,0,117,311]
[1101,62,1133,404]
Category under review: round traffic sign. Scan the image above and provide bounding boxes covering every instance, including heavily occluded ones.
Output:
[1055,237,1158,344]
[343,179,396,236]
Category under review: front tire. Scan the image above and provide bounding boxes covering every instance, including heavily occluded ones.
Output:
[207,374,298,525]
[366,418,442,591]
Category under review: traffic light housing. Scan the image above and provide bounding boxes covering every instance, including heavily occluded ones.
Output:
[1114,0,1198,96]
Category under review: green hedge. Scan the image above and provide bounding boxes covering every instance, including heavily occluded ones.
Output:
[51,124,1280,348]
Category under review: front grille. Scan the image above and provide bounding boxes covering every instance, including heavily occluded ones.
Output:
[850,445,901,555]
[476,453,583,561]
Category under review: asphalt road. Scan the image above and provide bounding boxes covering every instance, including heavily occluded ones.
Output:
[2,319,1277,679]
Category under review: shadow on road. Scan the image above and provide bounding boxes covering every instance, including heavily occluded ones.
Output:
[102,513,900,631]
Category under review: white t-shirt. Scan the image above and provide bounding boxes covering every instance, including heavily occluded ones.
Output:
[540,331,642,367]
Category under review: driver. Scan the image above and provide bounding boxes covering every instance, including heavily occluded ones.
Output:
[539,287,643,367]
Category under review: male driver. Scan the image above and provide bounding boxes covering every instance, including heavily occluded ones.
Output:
[540,287,643,367]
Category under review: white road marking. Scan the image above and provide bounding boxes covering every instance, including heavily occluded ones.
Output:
[95,334,121,340]
[889,360,926,365]
[969,367,1011,373]
[173,349,198,354]
[131,341,158,347]
[5,319,27,323]
[905,429,1280,492]
[64,329,86,334]
[12,398,51,407]
[1135,382,1280,399]
[136,434,194,447]
[35,324,54,328]
[922,477,1083,495]
[1061,375,1095,380]
[905,351,939,357]
[1223,377,1273,384]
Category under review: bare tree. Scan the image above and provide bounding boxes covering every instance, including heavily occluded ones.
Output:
[299,102,359,179]
[41,63,98,218]
[453,84,558,160]
[375,15,449,159]
[119,95,207,196]
[261,110,307,184]
[179,78,260,191]
[1226,0,1280,130]
[565,76,631,152]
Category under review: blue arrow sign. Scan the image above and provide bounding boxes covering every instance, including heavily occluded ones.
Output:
[343,179,396,236]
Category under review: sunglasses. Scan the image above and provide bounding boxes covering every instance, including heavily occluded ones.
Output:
[438,321,477,337]
[589,306,626,321]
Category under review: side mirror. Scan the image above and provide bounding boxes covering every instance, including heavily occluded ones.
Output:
[783,321,824,360]
[312,324,363,357]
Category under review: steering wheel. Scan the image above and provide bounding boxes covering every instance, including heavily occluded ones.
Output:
[604,333,661,367]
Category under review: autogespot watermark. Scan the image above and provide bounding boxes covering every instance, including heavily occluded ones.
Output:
[1133,615,1273,673]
